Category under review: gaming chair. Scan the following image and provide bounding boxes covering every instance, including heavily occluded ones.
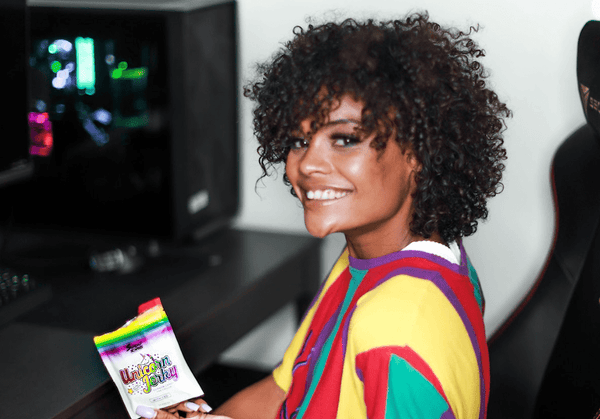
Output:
[487,20,600,419]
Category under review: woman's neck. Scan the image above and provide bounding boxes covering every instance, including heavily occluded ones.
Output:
[345,230,445,260]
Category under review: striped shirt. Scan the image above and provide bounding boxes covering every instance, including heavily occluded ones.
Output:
[272,241,488,419]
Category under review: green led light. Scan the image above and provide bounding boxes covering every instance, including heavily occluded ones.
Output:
[118,61,128,70]
[121,67,147,79]
[75,37,96,91]
[50,61,61,73]
[111,68,123,79]
[48,44,58,54]
[111,67,147,80]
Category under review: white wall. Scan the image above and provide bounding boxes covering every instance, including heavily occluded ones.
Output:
[226,0,593,367]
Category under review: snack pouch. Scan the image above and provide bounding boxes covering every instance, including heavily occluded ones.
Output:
[94,298,203,418]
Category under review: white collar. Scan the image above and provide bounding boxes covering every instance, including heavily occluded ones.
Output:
[403,240,460,265]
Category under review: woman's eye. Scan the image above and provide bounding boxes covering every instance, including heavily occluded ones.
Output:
[332,135,360,147]
[289,138,308,149]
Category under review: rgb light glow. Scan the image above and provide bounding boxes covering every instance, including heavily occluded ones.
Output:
[75,37,96,91]
[28,112,53,157]
[52,76,67,89]
[48,39,73,54]
[51,61,61,73]
[111,66,147,80]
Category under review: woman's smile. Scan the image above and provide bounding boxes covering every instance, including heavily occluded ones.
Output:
[305,189,349,201]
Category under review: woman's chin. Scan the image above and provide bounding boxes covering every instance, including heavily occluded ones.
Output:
[304,220,340,239]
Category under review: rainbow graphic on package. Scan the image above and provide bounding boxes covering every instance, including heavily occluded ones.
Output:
[94,298,203,418]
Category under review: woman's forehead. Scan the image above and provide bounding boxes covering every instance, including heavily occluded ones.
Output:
[328,95,364,120]
[294,94,365,131]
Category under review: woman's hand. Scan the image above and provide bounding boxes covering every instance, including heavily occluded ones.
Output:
[135,399,233,419]
[136,374,284,419]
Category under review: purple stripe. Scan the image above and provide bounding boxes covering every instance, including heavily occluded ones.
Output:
[304,303,341,393]
[291,330,313,375]
[291,360,308,375]
[299,330,313,356]
[441,408,457,419]
[349,249,462,274]
[356,365,365,383]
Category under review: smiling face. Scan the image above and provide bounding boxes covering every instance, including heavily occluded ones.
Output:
[285,95,422,258]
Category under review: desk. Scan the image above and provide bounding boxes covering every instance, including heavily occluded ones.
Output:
[0,229,321,418]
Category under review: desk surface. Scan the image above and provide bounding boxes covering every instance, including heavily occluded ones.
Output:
[0,229,321,419]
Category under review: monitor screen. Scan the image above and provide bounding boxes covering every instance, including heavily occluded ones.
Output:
[2,8,173,238]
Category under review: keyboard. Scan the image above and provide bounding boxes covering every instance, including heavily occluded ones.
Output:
[0,267,52,328]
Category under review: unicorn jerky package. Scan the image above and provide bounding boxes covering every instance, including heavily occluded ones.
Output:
[94,298,203,418]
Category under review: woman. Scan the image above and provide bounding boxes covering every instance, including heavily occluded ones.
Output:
[143,11,510,419]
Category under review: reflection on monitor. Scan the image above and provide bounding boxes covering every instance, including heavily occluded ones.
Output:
[28,112,53,157]
[30,32,158,140]
[22,10,172,238]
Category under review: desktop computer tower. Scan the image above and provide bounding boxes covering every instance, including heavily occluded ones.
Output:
[9,0,239,243]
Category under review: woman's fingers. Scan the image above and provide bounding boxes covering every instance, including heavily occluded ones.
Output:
[148,409,225,419]
[135,399,214,419]
[164,399,213,414]
[136,405,188,419]
[136,405,163,418]
[183,400,213,414]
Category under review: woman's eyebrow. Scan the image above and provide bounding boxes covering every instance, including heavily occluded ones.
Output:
[322,118,361,127]
[290,118,361,136]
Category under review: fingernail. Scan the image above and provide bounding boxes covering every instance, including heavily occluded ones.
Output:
[135,405,157,418]
[201,403,213,412]
[185,401,200,411]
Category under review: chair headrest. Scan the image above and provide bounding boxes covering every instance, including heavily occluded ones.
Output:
[578,21,600,137]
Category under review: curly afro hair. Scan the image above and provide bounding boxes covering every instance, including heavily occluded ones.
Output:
[244,12,511,243]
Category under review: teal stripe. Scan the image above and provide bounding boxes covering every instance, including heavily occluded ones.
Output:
[386,354,449,419]
[296,266,367,418]
[466,255,484,313]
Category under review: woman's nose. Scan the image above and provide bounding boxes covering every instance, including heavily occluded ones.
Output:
[298,137,331,176]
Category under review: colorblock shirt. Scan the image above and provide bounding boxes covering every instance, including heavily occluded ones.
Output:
[272,241,489,419]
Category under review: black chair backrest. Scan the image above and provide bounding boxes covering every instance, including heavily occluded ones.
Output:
[532,124,600,419]
[487,20,600,419]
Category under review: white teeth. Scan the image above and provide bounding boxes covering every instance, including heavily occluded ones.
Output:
[305,189,348,201]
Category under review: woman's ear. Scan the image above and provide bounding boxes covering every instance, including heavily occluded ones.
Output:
[403,147,421,195]
[404,147,421,173]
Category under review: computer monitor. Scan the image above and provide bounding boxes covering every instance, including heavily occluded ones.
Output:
[0,0,239,261]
